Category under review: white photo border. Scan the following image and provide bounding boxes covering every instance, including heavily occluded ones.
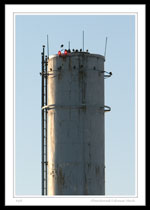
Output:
[5,4,146,206]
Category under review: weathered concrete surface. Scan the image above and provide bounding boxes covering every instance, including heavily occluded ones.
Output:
[47,53,105,195]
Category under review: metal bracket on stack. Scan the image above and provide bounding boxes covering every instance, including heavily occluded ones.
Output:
[42,104,111,113]
[103,105,111,112]
[101,71,112,79]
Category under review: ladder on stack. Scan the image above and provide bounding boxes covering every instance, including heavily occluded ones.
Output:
[41,45,48,195]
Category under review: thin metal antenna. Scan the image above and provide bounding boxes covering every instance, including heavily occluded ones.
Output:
[104,37,108,59]
[83,30,84,52]
[68,41,70,50]
[47,34,49,57]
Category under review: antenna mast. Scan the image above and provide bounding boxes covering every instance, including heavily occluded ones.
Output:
[68,41,70,50]
[47,34,49,58]
[83,30,84,52]
[104,37,108,59]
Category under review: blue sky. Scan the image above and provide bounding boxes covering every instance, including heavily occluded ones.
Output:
[15,14,135,195]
